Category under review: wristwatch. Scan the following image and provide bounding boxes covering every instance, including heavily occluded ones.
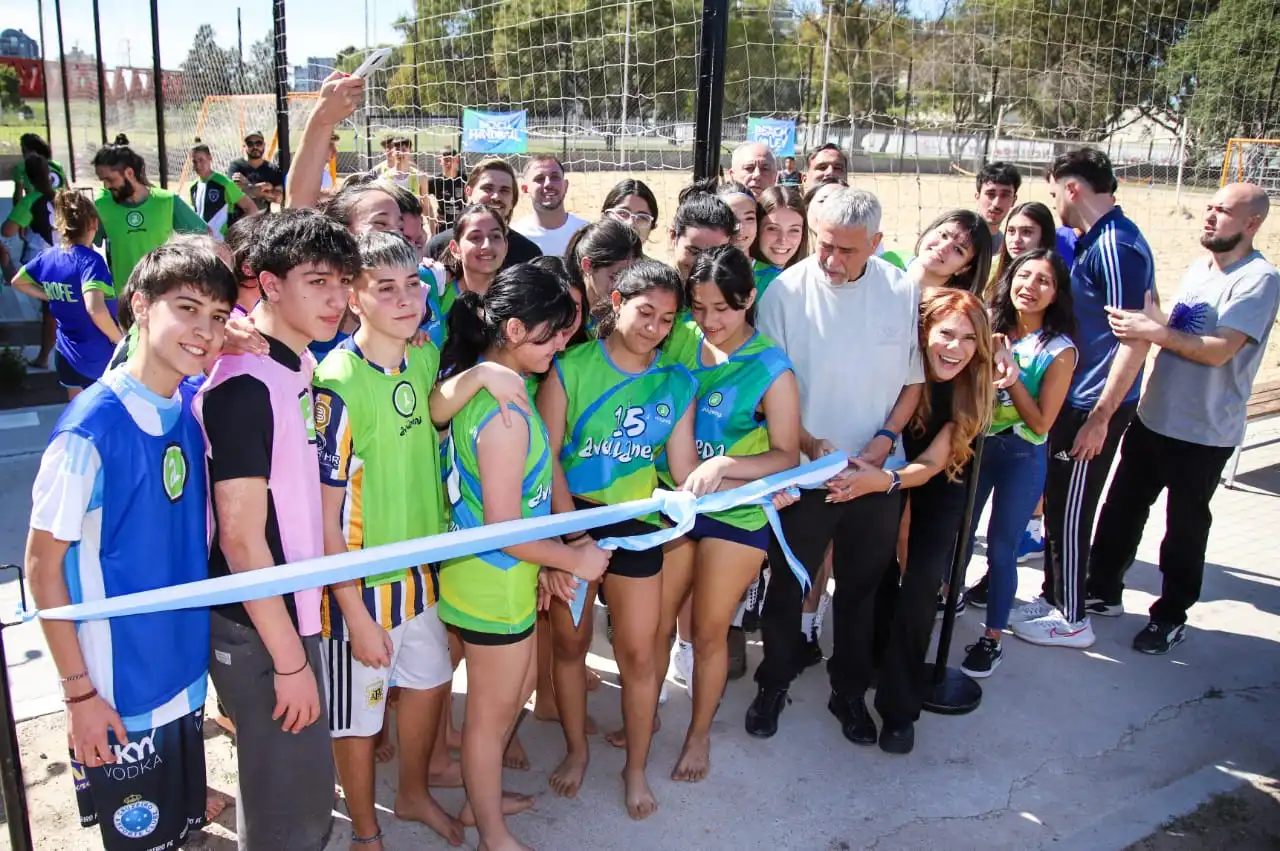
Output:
[885,469,902,494]
[874,428,899,454]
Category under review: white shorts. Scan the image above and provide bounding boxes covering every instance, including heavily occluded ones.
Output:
[322,607,452,738]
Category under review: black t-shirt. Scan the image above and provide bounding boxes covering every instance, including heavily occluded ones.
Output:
[425,225,542,270]
[905,380,968,513]
[226,157,285,212]
[204,335,299,629]
[427,175,466,229]
[27,193,54,246]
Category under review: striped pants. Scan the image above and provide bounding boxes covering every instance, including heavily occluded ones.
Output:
[1042,401,1138,622]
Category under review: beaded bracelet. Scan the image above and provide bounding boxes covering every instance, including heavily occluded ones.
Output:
[63,688,99,705]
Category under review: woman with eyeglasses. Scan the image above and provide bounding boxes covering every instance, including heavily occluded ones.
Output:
[602,179,660,248]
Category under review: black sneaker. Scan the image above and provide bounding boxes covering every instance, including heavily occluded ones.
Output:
[1086,597,1124,617]
[826,691,877,746]
[964,576,990,609]
[727,626,747,680]
[745,686,789,738]
[1132,621,1186,655]
[960,636,1003,678]
[879,722,915,755]
[935,593,966,620]
[794,634,824,674]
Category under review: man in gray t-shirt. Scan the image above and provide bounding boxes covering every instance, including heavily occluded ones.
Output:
[1086,183,1279,655]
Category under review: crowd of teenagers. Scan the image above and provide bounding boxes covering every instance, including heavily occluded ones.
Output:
[11,69,1280,851]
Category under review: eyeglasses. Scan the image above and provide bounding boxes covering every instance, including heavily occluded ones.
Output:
[607,207,654,226]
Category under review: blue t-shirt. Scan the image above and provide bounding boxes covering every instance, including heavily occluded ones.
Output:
[19,245,118,381]
[1055,226,1078,269]
[1067,208,1153,409]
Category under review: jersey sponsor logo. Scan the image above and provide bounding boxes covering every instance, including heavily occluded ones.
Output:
[162,443,188,502]
[125,210,145,229]
[113,794,159,839]
[104,732,164,780]
[40,280,79,303]
[113,733,157,764]
[300,391,318,443]
[393,381,417,417]
[314,394,332,433]
[366,681,385,708]
[706,391,724,408]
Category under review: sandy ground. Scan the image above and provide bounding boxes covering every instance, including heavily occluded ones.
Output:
[1124,772,1280,850]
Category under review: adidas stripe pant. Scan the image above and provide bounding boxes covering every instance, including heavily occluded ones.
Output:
[1042,401,1137,623]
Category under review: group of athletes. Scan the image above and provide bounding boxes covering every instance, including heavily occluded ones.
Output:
[10,66,1279,851]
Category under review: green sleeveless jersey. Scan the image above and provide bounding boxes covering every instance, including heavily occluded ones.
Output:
[753,259,783,301]
[313,339,444,638]
[95,188,178,288]
[665,321,793,530]
[554,339,697,524]
[440,390,553,635]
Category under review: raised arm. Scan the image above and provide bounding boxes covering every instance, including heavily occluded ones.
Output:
[287,72,365,210]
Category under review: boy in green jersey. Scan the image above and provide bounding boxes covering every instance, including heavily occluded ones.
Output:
[315,232,536,849]
[92,136,211,288]
[189,142,260,239]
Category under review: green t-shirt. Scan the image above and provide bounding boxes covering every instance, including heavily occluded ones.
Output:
[188,173,246,238]
[664,321,793,530]
[439,390,552,636]
[313,339,445,638]
[553,339,697,525]
[95,188,209,287]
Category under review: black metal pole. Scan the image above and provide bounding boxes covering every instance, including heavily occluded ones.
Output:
[692,0,730,180]
[237,8,246,95]
[921,433,985,716]
[148,0,167,187]
[91,0,108,146]
[36,0,53,146]
[412,19,422,161]
[272,0,291,174]
[52,0,76,183]
[0,565,34,851]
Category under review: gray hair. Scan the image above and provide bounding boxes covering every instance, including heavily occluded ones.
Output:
[733,141,777,172]
[357,230,418,271]
[810,187,882,233]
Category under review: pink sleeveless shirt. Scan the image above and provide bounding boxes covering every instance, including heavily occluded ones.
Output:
[197,349,324,636]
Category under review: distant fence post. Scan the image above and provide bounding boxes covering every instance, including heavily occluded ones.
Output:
[36,0,53,146]
[272,0,291,174]
[91,0,107,146]
[148,0,167,186]
[52,0,75,183]
[692,0,730,179]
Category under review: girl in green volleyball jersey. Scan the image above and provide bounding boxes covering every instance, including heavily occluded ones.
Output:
[661,245,801,782]
[421,203,508,348]
[563,218,642,343]
[750,185,808,300]
[438,263,610,851]
[536,260,703,820]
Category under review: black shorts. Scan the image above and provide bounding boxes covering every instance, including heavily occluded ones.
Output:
[573,497,664,579]
[54,349,97,389]
[453,622,535,646]
[73,708,207,851]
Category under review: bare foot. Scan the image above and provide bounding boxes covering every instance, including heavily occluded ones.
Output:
[585,668,603,692]
[374,729,396,764]
[503,734,530,770]
[428,756,464,788]
[204,788,233,822]
[458,791,535,827]
[604,713,659,749]
[548,750,589,798]
[394,791,464,846]
[477,836,534,851]
[623,768,658,820]
[671,734,710,782]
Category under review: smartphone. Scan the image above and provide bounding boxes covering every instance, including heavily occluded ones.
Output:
[350,47,393,79]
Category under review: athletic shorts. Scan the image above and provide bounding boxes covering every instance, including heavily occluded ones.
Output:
[453,622,535,647]
[322,608,452,738]
[54,348,97,389]
[573,497,664,579]
[72,708,206,851]
[688,514,771,552]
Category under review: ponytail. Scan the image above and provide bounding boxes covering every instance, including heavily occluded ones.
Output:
[441,290,491,377]
[91,134,151,186]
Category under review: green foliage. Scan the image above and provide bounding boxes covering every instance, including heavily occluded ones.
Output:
[0,64,22,113]
[180,23,275,101]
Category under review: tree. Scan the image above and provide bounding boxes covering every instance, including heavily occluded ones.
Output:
[0,64,22,114]
[180,24,237,101]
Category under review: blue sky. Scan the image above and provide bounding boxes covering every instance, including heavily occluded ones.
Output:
[6,0,409,69]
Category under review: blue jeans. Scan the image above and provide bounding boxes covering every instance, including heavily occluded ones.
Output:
[966,431,1047,631]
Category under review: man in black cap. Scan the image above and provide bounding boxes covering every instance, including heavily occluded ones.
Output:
[227,130,285,212]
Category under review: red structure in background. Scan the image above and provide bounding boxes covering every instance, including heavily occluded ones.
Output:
[0,56,183,102]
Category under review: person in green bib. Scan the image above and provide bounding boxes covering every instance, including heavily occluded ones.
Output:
[92,135,211,289]
[188,142,260,240]
[439,262,609,851]
[536,259,703,820]
[659,245,801,783]
[420,203,507,349]
[10,134,67,203]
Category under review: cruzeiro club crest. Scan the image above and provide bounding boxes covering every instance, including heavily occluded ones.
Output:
[162,443,187,502]
[706,392,724,408]
[113,794,159,839]
[393,381,417,418]
[125,210,145,229]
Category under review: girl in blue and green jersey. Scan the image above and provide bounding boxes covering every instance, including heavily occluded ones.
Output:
[750,184,808,300]
[661,245,801,782]
[420,203,507,349]
[438,262,609,851]
[535,259,702,820]
[563,217,642,345]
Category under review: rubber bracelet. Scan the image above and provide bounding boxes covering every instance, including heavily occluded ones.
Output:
[60,671,90,684]
[874,428,898,443]
[63,688,98,705]
[274,659,310,677]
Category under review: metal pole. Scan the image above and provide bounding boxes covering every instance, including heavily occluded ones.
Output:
[412,18,422,159]
[52,0,76,183]
[692,0,730,180]
[36,0,53,145]
[237,8,246,95]
[801,45,814,149]
[619,0,632,165]
[898,57,913,173]
[90,0,108,145]
[816,1,834,144]
[981,68,999,166]
[1174,115,1189,212]
[148,0,167,187]
[0,565,34,851]
[272,0,291,173]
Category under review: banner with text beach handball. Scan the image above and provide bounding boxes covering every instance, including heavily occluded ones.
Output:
[747,118,797,158]
[462,110,529,154]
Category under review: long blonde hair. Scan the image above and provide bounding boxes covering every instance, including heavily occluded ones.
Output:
[911,288,995,480]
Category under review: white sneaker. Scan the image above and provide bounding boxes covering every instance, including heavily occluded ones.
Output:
[659,680,670,705]
[673,639,694,695]
[1008,596,1056,624]
[1012,613,1096,648]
